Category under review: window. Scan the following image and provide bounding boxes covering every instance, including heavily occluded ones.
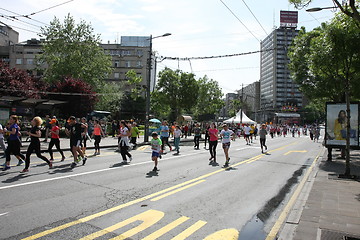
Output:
[114,60,119,67]
[136,61,142,68]
[114,72,120,79]
[125,61,131,68]
[27,59,34,65]
[16,59,22,64]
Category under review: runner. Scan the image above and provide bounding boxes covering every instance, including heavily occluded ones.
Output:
[0,123,6,158]
[65,116,87,168]
[119,121,132,163]
[220,124,234,167]
[243,124,251,145]
[92,119,105,155]
[259,124,268,153]
[193,123,201,150]
[80,117,89,155]
[208,123,218,163]
[130,122,140,150]
[48,118,66,161]
[21,117,52,172]
[2,115,25,171]
[173,125,182,154]
[150,132,162,172]
[204,124,210,149]
[160,121,172,152]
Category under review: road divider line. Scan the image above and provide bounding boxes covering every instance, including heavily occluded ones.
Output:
[283,150,307,155]
[0,212,9,217]
[265,148,324,240]
[151,180,206,202]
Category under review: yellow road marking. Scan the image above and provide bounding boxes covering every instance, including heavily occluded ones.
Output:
[151,180,206,202]
[80,209,164,240]
[203,228,239,239]
[265,148,323,240]
[137,146,150,151]
[142,216,190,240]
[283,150,307,155]
[22,140,301,240]
[171,220,207,240]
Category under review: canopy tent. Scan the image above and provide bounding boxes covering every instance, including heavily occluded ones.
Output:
[223,110,256,124]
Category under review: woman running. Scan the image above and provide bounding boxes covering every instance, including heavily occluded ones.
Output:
[119,121,132,163]
[2,115,26,171]
[48,119,66,161]
[92,119,105,155]
[208,123,219,164]
[21,116,52,172]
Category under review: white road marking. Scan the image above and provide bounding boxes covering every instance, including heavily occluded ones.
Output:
[0,212,9,217]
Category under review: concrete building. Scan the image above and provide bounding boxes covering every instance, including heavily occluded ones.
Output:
[0,25,19,63]
[219,92,239,120]
[237,81,260,121]
[259,26,303,124]
[100,36,153,92]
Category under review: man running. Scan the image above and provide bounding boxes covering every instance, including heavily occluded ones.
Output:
[65,116,87,168]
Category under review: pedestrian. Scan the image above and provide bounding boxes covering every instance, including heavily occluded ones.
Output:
[259,124,268,153]
[111,120,118,137]
[220,124,234,167]
[92,119,105,155]
[130,122,140,150]
[243,124,251,145]
[80,117,89,155]
[150,132,162,172]
[48,118,66,162]
[21,117,52,173]
[119,121,132,163]
[173,125,182,154]
[193,123,201,150]
[204,124,210,149]
[0,123,7,158]
[160,121,172,152]
[183,124,188,138]
[208,123,218,163]
[2,115,26,170]
[65,116,87,168]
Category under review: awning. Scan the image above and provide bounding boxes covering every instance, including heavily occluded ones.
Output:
[40,100,68,106]
[0,96,26,102]
[20,98,48,105]
[182,115,192,121]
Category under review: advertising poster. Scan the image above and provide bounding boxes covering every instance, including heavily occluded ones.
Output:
[326,103,359,147]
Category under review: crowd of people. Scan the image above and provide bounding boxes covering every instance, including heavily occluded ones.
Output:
[0,114,321,173]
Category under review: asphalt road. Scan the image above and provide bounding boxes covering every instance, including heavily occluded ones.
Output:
[0,135,324,240]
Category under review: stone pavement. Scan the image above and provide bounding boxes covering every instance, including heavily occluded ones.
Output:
[279,149,360,240]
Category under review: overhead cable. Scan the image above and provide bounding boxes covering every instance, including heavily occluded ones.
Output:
[219,0,260,42]
[241,0,268,35]
[160,47,279,61]
[0,7,49,26]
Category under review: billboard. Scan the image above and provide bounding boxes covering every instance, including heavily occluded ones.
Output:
[280,11,298,27]
[325,102,359,147]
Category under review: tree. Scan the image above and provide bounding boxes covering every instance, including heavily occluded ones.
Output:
[38,14,112,88]
[94,82,124,117]
[194,75,224,120]
[49,77,97,117]
[288,15,360,102]
[152,68,199,121]
[289,0,360,26]
[0,61,47,98]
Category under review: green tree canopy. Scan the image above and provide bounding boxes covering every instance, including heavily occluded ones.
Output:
[288,13,360,102]
[152,68,199,121]
[38,14,112,88]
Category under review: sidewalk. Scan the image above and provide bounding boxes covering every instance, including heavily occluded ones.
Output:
[280,149,360,239]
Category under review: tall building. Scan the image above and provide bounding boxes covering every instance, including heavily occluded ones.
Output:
[237,81,260,121]
[259,12,303,124]
[0,25,19,63]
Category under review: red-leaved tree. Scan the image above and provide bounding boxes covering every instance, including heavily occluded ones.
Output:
[49,77,98,117]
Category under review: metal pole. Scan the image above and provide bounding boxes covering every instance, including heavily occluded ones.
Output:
[144,35,152,142]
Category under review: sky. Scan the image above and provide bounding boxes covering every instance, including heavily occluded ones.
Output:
[2,0,338,94]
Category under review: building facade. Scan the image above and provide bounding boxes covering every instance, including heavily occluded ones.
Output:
[259,26,303,124]
[237,81,260,122]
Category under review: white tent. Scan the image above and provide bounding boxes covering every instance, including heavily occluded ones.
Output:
[223,110,256,124]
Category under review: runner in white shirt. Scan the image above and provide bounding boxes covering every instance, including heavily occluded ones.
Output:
[243,124,251,145]
[220,124,234,167]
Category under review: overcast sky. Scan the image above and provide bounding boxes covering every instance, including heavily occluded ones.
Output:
[2,0,337,94]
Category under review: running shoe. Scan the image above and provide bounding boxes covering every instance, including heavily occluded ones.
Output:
[2,165,10,171]
[17,160,24,166]
[21,168,29,173]
[70,162,77,168]
[152,166,158,172]
[82,157,87,166]
[61,156,65,161]
[76,156,82,163]
[49,162,53,169]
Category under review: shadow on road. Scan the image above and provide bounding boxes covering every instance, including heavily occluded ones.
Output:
[146,171,158,178]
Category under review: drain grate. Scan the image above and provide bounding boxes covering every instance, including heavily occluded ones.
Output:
[321,229,360,240]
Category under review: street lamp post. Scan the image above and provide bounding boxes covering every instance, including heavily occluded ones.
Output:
[144,33,171,142]
[306,6,338,12]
